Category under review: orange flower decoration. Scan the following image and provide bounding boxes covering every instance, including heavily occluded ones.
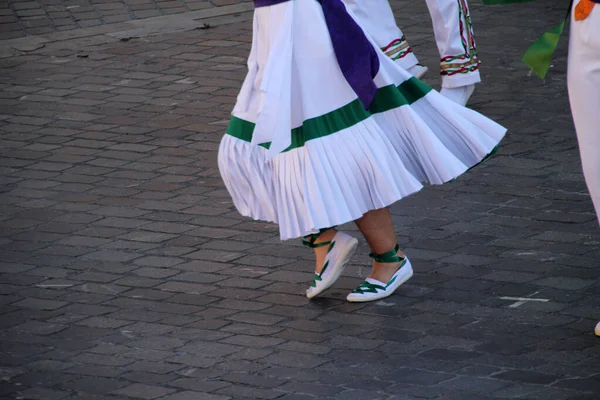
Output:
[575,0,596,21]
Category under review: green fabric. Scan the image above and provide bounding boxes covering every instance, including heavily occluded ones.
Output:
[369,243,402,263]
[352,281,386,294]
[310,272,322,287]
[522,19,567,79]
[302,228,335,248]
[482,0,573,79]
[302,240,330,249]
[226,77,432,152]
[327,241,336,253]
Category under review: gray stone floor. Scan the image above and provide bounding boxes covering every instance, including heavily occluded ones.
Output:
[1,0,599,399]
[1,0,251,38]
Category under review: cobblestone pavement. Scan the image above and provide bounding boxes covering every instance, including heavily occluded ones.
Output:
[2,0,251,39]
[1,0,600,399]
[0,0,250,39]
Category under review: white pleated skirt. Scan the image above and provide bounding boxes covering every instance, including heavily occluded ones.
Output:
[218,1,506,240]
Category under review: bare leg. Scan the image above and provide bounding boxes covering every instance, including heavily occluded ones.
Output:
[310,228,337,274]
[354,207,405,282]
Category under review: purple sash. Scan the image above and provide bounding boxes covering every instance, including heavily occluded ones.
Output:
[254,0,289,5]
[253,0,380,109]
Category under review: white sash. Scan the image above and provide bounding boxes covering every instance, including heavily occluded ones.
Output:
[252,1,295,158]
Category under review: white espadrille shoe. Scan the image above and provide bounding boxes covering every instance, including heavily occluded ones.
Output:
[440,84,476,106]
[304,231,358,299]
[408,64,428,80]
[346,244,413,303]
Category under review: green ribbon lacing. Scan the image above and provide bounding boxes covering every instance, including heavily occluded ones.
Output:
[352,244,406,294]
[302,228,336,288]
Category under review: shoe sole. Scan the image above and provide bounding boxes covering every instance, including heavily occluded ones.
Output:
[346,265,414,303]
[306,237,358,299]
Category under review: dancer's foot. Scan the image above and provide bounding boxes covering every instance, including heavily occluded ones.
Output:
[347,244,413,302]
[595,321,600,337]
[303,229,358,299]
[407,64,428,80]
[368,247,406,283]
[441,84,475,106]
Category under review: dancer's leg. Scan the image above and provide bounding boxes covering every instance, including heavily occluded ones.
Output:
[567,5,600,225]
[567,2,600,336]
[425,0,480,104]
[354,207,405,283]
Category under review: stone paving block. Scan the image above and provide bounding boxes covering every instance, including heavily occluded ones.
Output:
[63,364,123,378]
[119,231,179,243]
[176,340,242,358]
[215,276,270,290]
[122,362,178,376]
[435,376,512,394]
[420,348,483,362]
[164,353,220,368]
[170,271,227,284]
[134,255,184,268]
[531,276,596,290]
[13,297,67,310]
[167,323,230,340]
[123,369,179,383]
[113,383,176,399]
[271,327,327,344]
[260,351,330,369]
[220,333,283,349]
[382,368,455,385]
[60,376,130,394]
[216,384,284,399]
[552,377,600,393]
[17,387,71,400]
[275,340,330,356]
[12,320,67,336]
[185,249,245,262]
[156,281,214,295]
[115,314,172,333]
[161,391,232,400]
[168,377,231,393]
[66,394,120,400]
[493,369,561,385]
[221,310,284,325]
[140,221,196,234]
[76,316,134,329]
[122,288,173,301]
[163,293,217,307]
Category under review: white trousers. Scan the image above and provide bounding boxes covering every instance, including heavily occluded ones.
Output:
[567,5,600,225]
[344,0,481,88]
